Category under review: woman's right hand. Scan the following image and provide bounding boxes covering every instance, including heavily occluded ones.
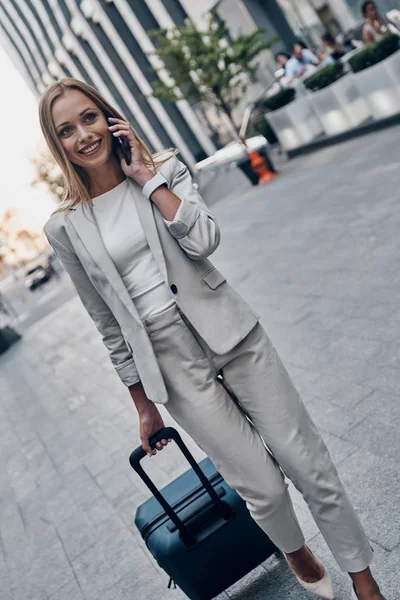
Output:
[139,403,171,456]
[129,382,172,456]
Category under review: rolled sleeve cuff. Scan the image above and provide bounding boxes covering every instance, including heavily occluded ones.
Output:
[163,198,200,239]
[115,357,140,387]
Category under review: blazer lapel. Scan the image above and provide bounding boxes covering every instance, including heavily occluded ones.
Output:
[131,180,168,283]
[66,203,141,323]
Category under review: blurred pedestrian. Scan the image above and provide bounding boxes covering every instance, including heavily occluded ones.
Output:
[362,1,400,44]
[320,31,346,61]
[40,78,387,600]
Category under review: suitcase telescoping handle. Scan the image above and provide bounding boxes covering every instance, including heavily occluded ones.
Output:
[129,427,232,547]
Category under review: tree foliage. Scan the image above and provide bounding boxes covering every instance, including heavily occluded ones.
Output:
[31,149,65,203]
[147,10,277,128]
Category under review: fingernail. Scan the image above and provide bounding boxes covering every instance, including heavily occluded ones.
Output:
[112,132,118,136]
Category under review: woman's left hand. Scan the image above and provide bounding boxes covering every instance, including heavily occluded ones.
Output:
[107,117,153,185]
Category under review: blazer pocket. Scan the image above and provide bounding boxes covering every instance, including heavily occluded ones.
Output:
[202,268,226,290]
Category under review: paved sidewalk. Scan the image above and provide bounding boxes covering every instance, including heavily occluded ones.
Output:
[1,126,400,600]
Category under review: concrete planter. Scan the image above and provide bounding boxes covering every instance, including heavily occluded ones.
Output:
[265,104,303,151]
[289,96,323,144]
[307,84,351,135]
[329,74,371,128]
[384,49,400,94]
[353,58,400,119]
[266,96,323,151]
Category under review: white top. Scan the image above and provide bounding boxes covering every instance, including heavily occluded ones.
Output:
[363,20,399,41]
[92,178,174,321]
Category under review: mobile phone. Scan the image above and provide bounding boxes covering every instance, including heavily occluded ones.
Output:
[116,135,132,166]
[107,113,132,165]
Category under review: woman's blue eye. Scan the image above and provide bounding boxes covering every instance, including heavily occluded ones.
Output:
[59,112,96,136]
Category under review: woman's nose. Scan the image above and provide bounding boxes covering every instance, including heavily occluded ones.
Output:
[76,124,91,141]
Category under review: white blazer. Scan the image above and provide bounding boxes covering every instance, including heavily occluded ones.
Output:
[44,156,259,404]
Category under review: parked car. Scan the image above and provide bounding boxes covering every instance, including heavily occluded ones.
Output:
[24,265,52,291]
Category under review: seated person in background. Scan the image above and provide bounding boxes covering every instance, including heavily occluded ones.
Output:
[276,43,319,86]
[362,1,400,44]
[293,40,320,67]
[320,32,346,61]
[275,51,301,84]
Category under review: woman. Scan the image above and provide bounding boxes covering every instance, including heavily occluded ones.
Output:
[40,78,386,600]
[362,1,399,44]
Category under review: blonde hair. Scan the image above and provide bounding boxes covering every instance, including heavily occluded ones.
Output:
[38,78,177,212]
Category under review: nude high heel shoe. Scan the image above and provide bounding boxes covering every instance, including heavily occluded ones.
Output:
[285,550,335,599]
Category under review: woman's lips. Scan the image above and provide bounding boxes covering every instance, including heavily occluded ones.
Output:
[79,139,102,156]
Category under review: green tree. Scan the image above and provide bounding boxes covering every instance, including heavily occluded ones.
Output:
[147,10,277,132]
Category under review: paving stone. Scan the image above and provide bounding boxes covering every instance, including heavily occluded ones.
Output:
[48,577,85,600]
[95,465,134,507]
[366,538,400,600]
[56,512,95,562]
[362,366,400,397]
[10,576,49,600]
[63,466,103,511]
[117,565,190,600]
[226,560,296,600]
[0,495,27,556]
[337,449,400,551]
[94,581,127,600]
[72,543,116,600]
[97,526,139,580]
[305,397,364,437]
[372,338,400,370]
[314,378,375,410]
[83,443,116,478]
[11,470,38,503]
[341,417,399,462]
[356,389,400,426]
[17,539,73,597]
[0,545,13,599]
[83,495,126,541]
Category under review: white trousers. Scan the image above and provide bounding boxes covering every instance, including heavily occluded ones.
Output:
[144,304,373,573]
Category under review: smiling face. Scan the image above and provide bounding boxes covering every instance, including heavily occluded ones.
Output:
[52,88,114,171]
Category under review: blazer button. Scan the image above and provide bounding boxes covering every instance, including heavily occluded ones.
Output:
[170,284,178,294]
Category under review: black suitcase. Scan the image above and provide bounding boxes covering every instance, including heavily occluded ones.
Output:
[130,427,279,600]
